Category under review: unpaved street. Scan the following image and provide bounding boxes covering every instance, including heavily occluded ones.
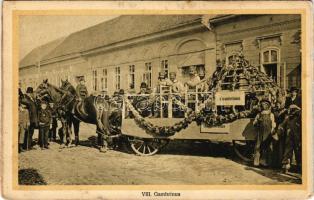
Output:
[19,124,301,185]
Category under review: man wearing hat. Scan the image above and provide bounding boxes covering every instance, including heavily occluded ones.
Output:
[253,98,276,167]
[285,87,301,108]
[76,77,89,101]
[132,82,152,117]
[24,87,39,149]
[280,104,302,173]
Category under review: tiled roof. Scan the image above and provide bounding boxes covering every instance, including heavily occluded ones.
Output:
[21,15,230,68]
[19,37,65,68]
[43,15,204,60]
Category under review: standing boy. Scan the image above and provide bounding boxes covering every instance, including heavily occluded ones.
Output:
[253,99,276,167]
[38,101,52,149]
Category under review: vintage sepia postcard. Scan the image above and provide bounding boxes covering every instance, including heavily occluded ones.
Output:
[1,1,313,199]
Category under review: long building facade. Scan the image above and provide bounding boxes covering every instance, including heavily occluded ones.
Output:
[19,14,301,94]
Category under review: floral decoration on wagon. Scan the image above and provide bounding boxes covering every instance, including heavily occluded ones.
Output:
[123,52,286,137]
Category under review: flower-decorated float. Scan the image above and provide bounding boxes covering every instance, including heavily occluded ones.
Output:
[120,53,284,160]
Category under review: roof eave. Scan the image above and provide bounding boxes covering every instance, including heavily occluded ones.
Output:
[81,21,208,57]
[209,15,238,24]
[19,64,37,70]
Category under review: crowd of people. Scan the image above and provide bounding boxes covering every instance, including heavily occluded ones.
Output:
[18,66,302,174]
[18,87,56,151]
[252,87,302,173]
[18,77,89,152]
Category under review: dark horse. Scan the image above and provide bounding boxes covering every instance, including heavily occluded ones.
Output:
[35,79,121,152]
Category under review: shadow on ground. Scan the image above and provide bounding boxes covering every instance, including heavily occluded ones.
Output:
[79,137,234,158]
[159,140,234,158]
[244,166,302,184]
[19,168,47,185]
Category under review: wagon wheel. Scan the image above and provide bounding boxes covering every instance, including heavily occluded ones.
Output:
[232,140,255,162]
[129,137,168,156]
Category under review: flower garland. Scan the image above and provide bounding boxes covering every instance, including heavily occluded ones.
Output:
[125,94,260,136]
[124,97,197,136]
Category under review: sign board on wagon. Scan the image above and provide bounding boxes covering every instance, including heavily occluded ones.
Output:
[215,91,245,106]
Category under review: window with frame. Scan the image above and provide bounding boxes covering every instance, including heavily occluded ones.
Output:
[261,48,280,83]
[144,62,152,88]
[161,60,169,78]
[262,49,278,64]
[129,65,135,90]
[100,68,107,91]
[92,69,97,91]
[115,67,120,90]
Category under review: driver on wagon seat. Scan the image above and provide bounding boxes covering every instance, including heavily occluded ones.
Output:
[76,77,89,101]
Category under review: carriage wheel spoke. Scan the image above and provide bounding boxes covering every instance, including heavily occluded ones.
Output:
[148,143,157,152]
[146,145,152,154]
[143,145,146,154]
[136,143,143,151]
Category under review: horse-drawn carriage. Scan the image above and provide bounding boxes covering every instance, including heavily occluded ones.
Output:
[119,54,281,161]
[31,53,282,161]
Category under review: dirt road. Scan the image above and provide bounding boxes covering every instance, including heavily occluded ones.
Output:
[18,124,301,185]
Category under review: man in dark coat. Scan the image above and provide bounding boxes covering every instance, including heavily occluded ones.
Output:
[285,87,301,108]
[22,87,39,149]
[280,104,302,173]
[133,82,151,117]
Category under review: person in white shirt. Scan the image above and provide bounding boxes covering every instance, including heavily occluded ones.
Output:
[185,66,201,89]
[169,72,185,94]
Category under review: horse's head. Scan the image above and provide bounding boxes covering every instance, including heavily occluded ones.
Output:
[35,79,62,102]
[35,79,49,100]
[60,79,70,90]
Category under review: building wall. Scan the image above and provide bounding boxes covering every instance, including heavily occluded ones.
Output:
[214,14,301,89]
[19,14,302,94]
[84,29,216,95]
[19,66,39,92]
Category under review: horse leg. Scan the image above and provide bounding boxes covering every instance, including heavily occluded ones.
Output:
[58,127,63,144]
[66,116,75,146]
[59,120,66,148]
[66,123,72,146]
[96,125,108,153]
[73,117,80,146]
